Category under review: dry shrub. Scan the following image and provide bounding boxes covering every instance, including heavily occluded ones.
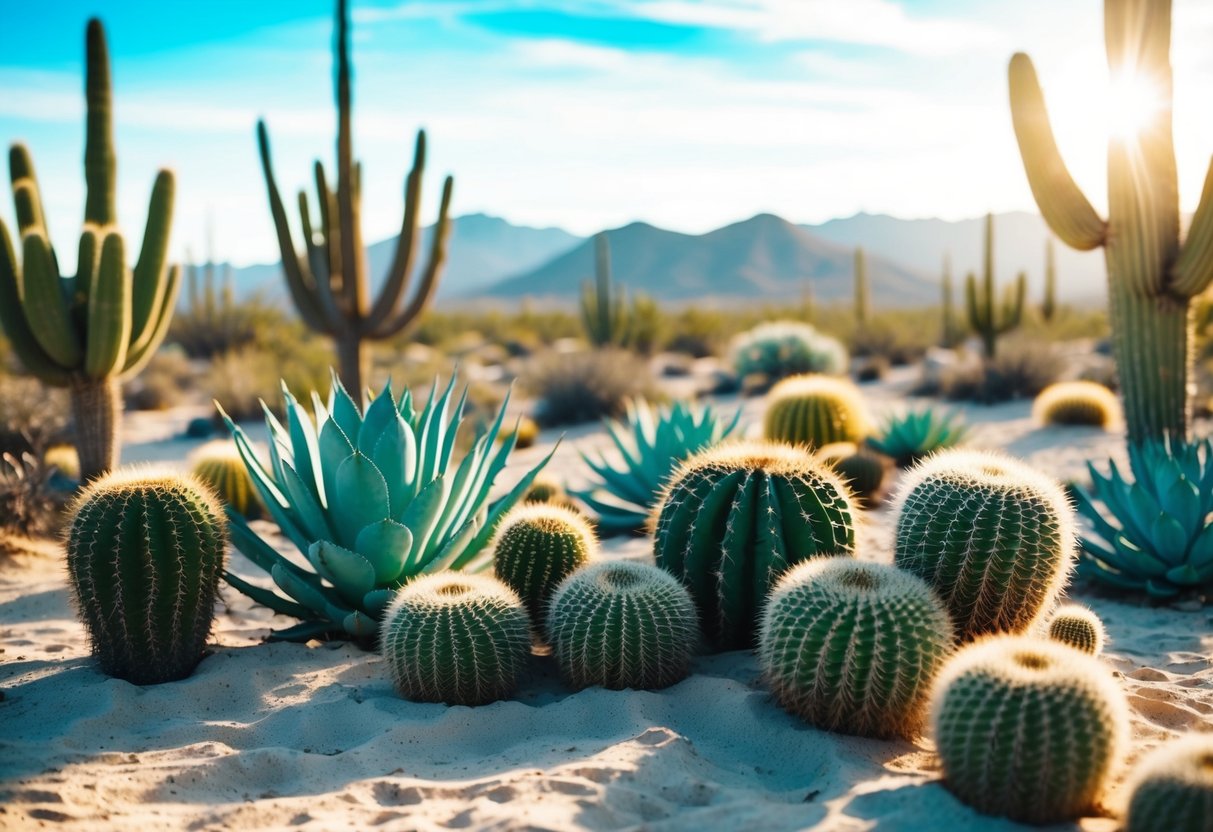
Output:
[124,347,195,411]
[0,375,70,455]
[943,343,1063,404]
[523,349,660,427]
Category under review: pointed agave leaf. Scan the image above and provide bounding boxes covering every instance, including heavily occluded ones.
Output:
[331,453,391,549]
[342,611,378,638]
[284,385,325,506]
[310,540,377,600]
[276,458,334,542]
[437,384,470,475]
[358,383,398,454]
[425,512,485,573]
[362,588,395,617]
[1150,514,1189,566]
[429,438,489,548]
[398,476,451,572]
[318,413,355,520]
[223,570,316,620]
[372,412,417,513]
[354,519,414,584]
[271,562,335,616]
[328,369,364,439]
[221,413,313,553]
[225,509,324,588]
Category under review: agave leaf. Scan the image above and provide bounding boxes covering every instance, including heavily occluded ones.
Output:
[437,384,470,476]
[328,370,364,440]
[1111,534,1169,577]
[284,387,325,506]
[223,417,313,553]
[1150,514,1190,566]
[580,452,652,507]
[332,453,391,549]
[372,412,417,513]
[399,476,451,572]
[276,459,334,543]
[318,415,355,519]
[310,540,377,600]
[226,510,323,586]
[362,588,394,617]
[223,570,316,620]
[354,519,413,584]
[358,383,398,455]
[342,610,378,638]
[1187,522,1213,569]
[1144,578,1182,599]
[1163,478,1201,538]
[271,562,336,615]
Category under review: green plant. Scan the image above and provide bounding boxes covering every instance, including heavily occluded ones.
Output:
[66,469,227,684]
[1034,380,1119,428]
[170,255,257,359]
[1042,236,1058,322]
[547,560,698,690]
[965,213,1025,358]
[1124,733,1213,832]
[730,320,847,387]
[628,293,663,356]
[206,337,332,422]
[760,558,953,739]
[491,503,596,622]
[930,635,1128,824]
[0,20,179,481]
[523,349,659,427]
[762,374,868,449]
[1046,604,1106,655]
[580,232,631,348]
[190,441,260,519]
[653,441,857,650]
[219,372,554,642]
[381,572,530,705]
[814,442,886,506]
[572,398,742,534]
[853,247,869,330]
[895,450,1075,640]
[867,407,968,468]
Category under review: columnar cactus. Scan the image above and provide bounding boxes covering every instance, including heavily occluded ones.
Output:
[547,560,698,690]
[381,572,531,706]
[1034,380,1120,428]
[1042,236,1058,322]
[190,441,260,519]
[492,503,596,622]
[930,636,1129,824]
[964,213,1025,358]
[66,469,227,685]
[1046,604,1106,655]
[940,254,963,348]
[762,374,867,449]
[814,442,886,506]
[581,232,631,348]
[759,558,954,739]
[894,450,1075,640]
[1124,733,1213,832]
[853,247,870,329]
[654,441,857,650]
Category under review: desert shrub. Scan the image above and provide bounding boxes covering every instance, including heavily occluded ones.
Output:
[523,349,660,427]
[666,307,729,358]
[731,321,847,389]
[0,452,69,537]
[943,342,1062,403]
[124,347,194,411]
[0,375,71,456]
[208,337,332,421]
[169,295,273,359]
[628,294,664,356]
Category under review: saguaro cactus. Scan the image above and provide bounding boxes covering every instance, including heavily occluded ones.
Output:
[1008,0,1213,444]
[853,247,870,329]
[0,20,179,482]
[257,0,453,396]
[580,232,631,347]
[965,213,1025,358]
[1042,237,1058,322]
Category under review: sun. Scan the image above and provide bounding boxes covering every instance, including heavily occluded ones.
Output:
[1106,71,1166,139]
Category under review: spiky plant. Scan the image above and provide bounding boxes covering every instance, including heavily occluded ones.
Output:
[547,560,698,691]
[492,503,596,622]
[580,232,630,348]
[1046,604,1106,655]
[763,374,868,450]
[189,440,260,519]
[965,213,1025,358]
[759,558,954,739]
[730,320,848,385]
[1034,381,1119,428]
[854,247,870,329]
[1042,236,1058,322]
[866,407,968,468]
[1124,733,1213,832]
[43,445,80,481]
[653,441,857,650]
[814,442,886,506]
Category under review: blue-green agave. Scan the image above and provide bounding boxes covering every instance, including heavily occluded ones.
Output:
[1073,436,1213,598]
[220,373,554,642]
[867,407,968,468]
[570,398,741,533]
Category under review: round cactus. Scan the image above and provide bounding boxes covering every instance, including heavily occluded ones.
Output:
[190,440,260,518]
[763,374,868,449]
[1033,381,1120,428]
[930,636,1128,824]
[815,442,886,506]
[759,558,954,738]
[1047,604,1106,655]
[547,560,698,691]
[44,445,80,481]
[1124,733,1213,832]
[894,450,1075,641]
[654,441,857,650]
[381,573,531,706]
[492,503,596,622]
[66,469,228,685]
[512,416,540,449]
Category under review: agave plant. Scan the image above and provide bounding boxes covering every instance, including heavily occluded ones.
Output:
[571,398,741,534]
[220,373,554,642]
[1073,437,1213,598]
[867,407,968,468]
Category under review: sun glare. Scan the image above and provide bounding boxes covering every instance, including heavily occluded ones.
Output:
[1106,72,1165,139]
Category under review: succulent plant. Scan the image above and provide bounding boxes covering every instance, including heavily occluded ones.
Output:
[190,441,260,519]
[965,213,1025,358]
[492,503,596,622]
[930,635,1129,824]
[1042,236,1058,322]
[814,442,886,506]
[867,407,968,468]
[547,560,698,690]
[220,372,554,642]
[759,558,954,739]
[1046,603,1106,655]
[1034,381,1119,428]
[66,469,227,684]
[654,441,857,650]
[730,320,848,385]
[763,374,868,449]
[43,445,80,482]
[381,572,531,706]
[1124,733,1213,832]
[853,247,870,329]
[894,450,1075,641]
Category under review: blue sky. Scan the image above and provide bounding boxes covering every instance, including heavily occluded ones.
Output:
[2,0,1212,266]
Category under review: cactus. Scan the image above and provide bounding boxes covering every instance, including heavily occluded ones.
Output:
[894,450,1075,640]
[492,503,596,622]
[930,635,1129,824]
[257,0,453,396]
[763,374,867,449]
[44,445,80,481]
[1046,604,1106,655]
[381,572,530,706]
[940,254,963,348]
[1042,236,1058,322]
[190,440,260,519]
[1034,380,1119,428]
[581,232,630,348]
[65,469,227,685]
[964,213,1025,358]
[547,560,698,690]
[0,20,179,482]
[1124,733,1213,832]
[759,558,954,739]
[172,235,251,358]
[730,320,848,384]
[867,406,968,468]
[653,441,857,650]
[814,442,886,506]
[853,247,870,329]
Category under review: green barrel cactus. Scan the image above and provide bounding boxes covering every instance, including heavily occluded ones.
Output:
[815,442,886,506]
[1033,381,1119,428]
[190,440,260,519]
[930,635,1129,824]
[730,320,848,385]
[547,560,698,691]
[654,441,857,650]
[66,469,227,685]
[492,503,596,622]
[381,572,530,706]
[763,374,868,449]
[894,450,1075,640]
[1046,603,1106,655]
[759,558,954,739]
[1125,733,1213,832]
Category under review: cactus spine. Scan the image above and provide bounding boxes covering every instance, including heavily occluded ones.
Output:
[1042,236,1058,322]
[66,469,227,684]
[853,247,869,329]
[580,232,631,348]
[762,374,868,449]
[492,503,596,623]
[1046,603,1106,655]
[964,213,1025,358]
[1124,733,1213,832]
[0,20,179,482]
[190,441,260,519]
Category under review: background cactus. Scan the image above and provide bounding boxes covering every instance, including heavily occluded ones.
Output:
[190,441,260,519]
[759,558,954,739]
[492,503,596,623]
[940,254,963,348]
[381,572,530,706]
[580,232,631,348]
[66,469,227,685]
[1034,381,1119,428]
[964,213,1025,358]
[814,442,886,506]
[547,560,698,691]
[1046,603,1106,655]
[653,441,857,650]
[730,320,848,386]
[1042,237,1058,322]
[853,247,869,329]
[894,450,1075,640]
[867,406,968,468]
[1124,733,1213,832]
[762,374,867,449]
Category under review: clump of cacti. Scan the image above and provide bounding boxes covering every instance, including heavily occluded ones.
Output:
[381,572,530,706]
[730,320,848,386]
[867,407,967,468]
[965,213,1025,358]
[763,374,867,449]
[894,450,1075,640]
[581,232,631,348]
[653,441,857,650]
[1046,604,1106,655]
[759,558,954,739]
[814,442,886,506]
[930,635,1128,824]
[66,469,227,685]
[1033,380,1119,428]
[492,503,596,622]
[522,474,579,511]
[1124,733,1213,832]
[190,440,260,519]
[547,560,698,690]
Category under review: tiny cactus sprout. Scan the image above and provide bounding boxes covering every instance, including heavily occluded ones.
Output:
[1046,603,1106,655]
[894,450,1075,641]
[1124,733,1213,832]
[190,440,260,518]
[381,573,531,706]
[1033,381,1120,428]
[547,560,698,691]
[762,374,868,449]
[654,441,857,650]
[66,468,227,685]
[759,558,954,739]
[491,503,596,622]
[930,635,1129,824]
[814,442,886,506]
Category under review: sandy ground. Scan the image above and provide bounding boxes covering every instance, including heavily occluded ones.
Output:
[2,366,1211,831]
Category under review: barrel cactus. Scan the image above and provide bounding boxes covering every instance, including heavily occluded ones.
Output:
[730,320,848,385]
[492,503,596,622]
[1124,733,1213,832]
[44,445,80,481]
[930,635,1129,824]
[1046,604,1106,655]
[815,442,886,506]
[190,440,260,519]
[654,441,857,650]
[381,572,531,706]
[894,450,1075,640]
[759,558,954,739]
[547,560,698,690]
[66,469,227,684]
[763,374,867,449]
[1033,381,1119,428]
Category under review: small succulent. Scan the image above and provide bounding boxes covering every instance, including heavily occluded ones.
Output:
[867,407,968,468]
[492,503,596,622]
[1124,733,1213,832]
[814,442,886,506]
[763,374,868,449]
[730,320,848,385]
[190,440,260,519]
[1033,380,1120,428]
[1046,604,1106,655]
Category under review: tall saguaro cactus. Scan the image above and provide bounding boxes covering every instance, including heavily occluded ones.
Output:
[257,0,454,396]
[580,232,631,347]
[854,247,870,329]
[965,213,1025,358]
[0,20,179,482]
[1042,237,1058,322]
[1009,0,1213,444]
